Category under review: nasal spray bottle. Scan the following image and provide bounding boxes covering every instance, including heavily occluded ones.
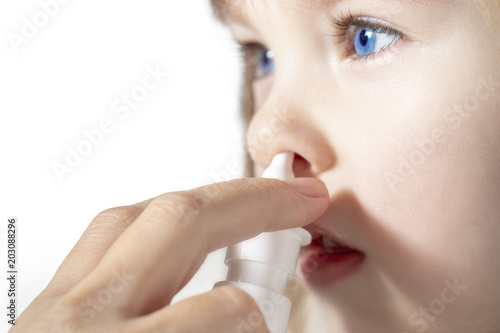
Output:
[214,152,312,333]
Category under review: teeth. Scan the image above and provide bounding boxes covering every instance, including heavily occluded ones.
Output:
[321,235,340,248]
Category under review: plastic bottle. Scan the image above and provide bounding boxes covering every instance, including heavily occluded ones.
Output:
[214,151,312,333]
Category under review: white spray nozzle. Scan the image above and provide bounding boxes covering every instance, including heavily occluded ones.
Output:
[215,151,312,333]
[261,151,295,180]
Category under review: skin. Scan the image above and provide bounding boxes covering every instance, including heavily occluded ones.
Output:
[222,0,500,332]
[12,177,329,333]
[15,1,500,332]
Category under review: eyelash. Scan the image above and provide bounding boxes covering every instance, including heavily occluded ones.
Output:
[237,42,267,80]
[328,12,403,60]
[236,12,404,77]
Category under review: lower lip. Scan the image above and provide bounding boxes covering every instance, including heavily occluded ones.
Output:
[299,240,364,287]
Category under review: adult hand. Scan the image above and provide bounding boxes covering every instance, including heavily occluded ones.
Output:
[12,177,328,333]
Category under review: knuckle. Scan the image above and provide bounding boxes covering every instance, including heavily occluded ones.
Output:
[150,191,207,222]
[94,205,143,228]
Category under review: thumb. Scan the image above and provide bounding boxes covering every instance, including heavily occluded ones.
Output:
[129,285,270,333]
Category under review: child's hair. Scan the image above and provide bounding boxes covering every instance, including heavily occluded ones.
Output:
[209,1,500,331]
[211,0,500,24]
[479,0,500,28]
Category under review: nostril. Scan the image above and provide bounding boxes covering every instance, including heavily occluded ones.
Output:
[293,153,315,178]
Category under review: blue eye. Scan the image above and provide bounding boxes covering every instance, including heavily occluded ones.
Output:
[353,27,400,57]
[256,47,275,78]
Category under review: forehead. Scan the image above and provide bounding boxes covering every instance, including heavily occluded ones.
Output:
[210,0,435,23]
[211,0,333,21]
[212,0,332,9]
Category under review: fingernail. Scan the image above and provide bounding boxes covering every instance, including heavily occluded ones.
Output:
[284,178,328,198]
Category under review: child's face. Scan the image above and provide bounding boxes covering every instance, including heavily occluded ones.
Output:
[222,0,500,331]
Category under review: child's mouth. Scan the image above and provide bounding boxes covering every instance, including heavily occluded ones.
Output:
[299,232,364,286]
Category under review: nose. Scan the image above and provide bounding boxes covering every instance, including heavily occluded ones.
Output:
[246,84,336,178]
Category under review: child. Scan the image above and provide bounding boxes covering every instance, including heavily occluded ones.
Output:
[13,1,500,332]
[212,0,500,332]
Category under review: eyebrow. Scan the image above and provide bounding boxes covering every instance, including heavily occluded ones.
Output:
[211,0,334,22]
[211,0,432,23]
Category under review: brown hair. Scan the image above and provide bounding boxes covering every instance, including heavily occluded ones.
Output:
[479,0,500,29]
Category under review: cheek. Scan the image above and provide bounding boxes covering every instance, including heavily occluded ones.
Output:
[346,58,500,313]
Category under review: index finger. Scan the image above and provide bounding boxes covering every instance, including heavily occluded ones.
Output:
[83,177,329,315]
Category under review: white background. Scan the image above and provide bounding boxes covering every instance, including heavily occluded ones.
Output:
[0,1,244,331]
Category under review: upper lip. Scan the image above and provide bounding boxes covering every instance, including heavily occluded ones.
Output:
[303,203,362,252]
[305,225,357,250]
